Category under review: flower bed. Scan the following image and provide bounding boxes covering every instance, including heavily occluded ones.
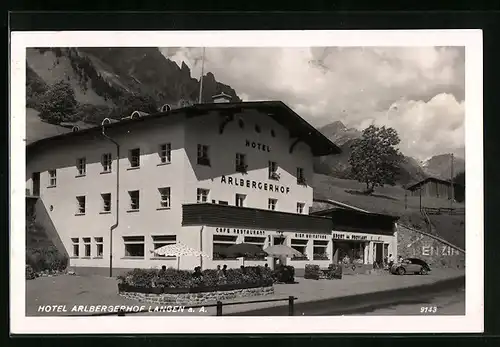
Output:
[304,264,321,280]
[26,246,68,273]
[120,286,274,306]
[117,266,274,293]
[272,265,295,283]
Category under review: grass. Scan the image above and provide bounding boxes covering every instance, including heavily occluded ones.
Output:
[312,174,464,216]
[312,174,466,249]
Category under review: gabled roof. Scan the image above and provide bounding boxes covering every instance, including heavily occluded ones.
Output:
[406,176,465,191]
[27,101,342,157]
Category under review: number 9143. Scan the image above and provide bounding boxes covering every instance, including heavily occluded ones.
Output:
[420,306,438,314]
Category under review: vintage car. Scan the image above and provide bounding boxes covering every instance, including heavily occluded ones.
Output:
[390,258,431,275]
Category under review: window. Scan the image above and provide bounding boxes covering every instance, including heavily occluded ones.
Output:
[268,198,277,211]
[71,238,79,257]
[128,190,140,210]
[76,196,86,214]
[101,153,112,172]
[235,194,246,207]
[243,236,266,259]
[158,187,171,208]
[152,235,176,257]
[238,119,245,129]
[255,124,261,133]
[213,235,237,260]
[76,157,86,176]
[271,129,276,137]
[218,201,229,205]
[48,170,57,187]
[95,237,103,257]
[197,144,210,166]
[235,153,247,173]
[296,202,305,214]
[101,193,111,212]
[268,161,279,180]
[159,143,171,164]
[197,188,209,203]
[297,167,306,185]
[83,237,91,257]
[290,239,308,260]
[123,236,145,257]
[313,240,329,260]
[129,148,140,168]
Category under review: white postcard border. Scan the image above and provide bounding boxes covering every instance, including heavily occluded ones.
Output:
[10,29,483,334]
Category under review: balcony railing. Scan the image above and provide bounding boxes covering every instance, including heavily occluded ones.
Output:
[269,172,280,181]
[197,157,211,167]
[236,164,248,174]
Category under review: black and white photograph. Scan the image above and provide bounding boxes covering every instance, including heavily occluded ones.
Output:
[10,30,483,334]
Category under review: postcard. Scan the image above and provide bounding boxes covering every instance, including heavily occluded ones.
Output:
[10,29,483,334]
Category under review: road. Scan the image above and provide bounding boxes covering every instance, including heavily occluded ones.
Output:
[358,286,465,316]
[227,283,465,316]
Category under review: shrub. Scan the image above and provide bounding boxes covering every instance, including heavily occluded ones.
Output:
[26,246,68,273]
[327,264,342,279]
[118,266,273,290]
[26,265,36,280]
[304,264,321,280]
[273,265,295,283]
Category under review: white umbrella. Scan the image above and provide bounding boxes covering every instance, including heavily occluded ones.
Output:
[263,244,303,258]
[152,243,210,270]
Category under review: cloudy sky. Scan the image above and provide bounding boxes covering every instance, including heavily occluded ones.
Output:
[160,47,465,161]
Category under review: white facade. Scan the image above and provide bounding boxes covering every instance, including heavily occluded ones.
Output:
[26,103,397,272]
[26,105,321,271]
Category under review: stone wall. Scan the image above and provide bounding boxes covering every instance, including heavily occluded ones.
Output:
[397,224,465,269]
[119,286,274,305]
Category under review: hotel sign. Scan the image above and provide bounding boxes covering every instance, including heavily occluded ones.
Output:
[332,231,383,241]
[294,233,329,240]
[246,140,271,153]
[220,175,290,194]
[215,227,266,236]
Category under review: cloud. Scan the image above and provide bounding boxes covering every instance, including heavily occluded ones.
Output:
[160,46,465,160]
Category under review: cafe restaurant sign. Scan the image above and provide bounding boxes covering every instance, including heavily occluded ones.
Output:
[214,227,266,236]
[332,231,383,241]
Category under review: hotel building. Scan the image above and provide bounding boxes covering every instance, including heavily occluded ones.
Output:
[26,94,398,274]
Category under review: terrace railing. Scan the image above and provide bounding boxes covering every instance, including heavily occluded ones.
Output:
[86,296,298,317]
[423,207,465,215]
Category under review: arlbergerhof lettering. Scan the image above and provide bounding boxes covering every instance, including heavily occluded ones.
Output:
[221,175,290,194]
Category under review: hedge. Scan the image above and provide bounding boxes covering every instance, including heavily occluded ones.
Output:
[117,266,274,292]
[273,265,295,283]
[26,246,68,273]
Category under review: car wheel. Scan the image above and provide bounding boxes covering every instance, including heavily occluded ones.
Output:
[420,268,428,275]
[397,267,406,275]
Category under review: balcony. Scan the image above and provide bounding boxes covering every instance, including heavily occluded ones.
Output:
[235,164,248,174]
[26,188,39,198]
[269,172,280,181]
[297,176,307,186]
[197,157,211,167]
[182,203,332,234]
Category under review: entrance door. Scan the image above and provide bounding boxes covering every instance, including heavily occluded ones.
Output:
[375,243,383,265]
[32,172,40,196]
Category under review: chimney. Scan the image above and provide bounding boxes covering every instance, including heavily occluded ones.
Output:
[212,92,232,103]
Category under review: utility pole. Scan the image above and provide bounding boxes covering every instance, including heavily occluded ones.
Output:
[419,186,422,211]
[450,153,454,211]
[198,47,206,104]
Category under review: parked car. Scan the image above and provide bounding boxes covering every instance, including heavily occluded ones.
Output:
[390,258,431,275]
